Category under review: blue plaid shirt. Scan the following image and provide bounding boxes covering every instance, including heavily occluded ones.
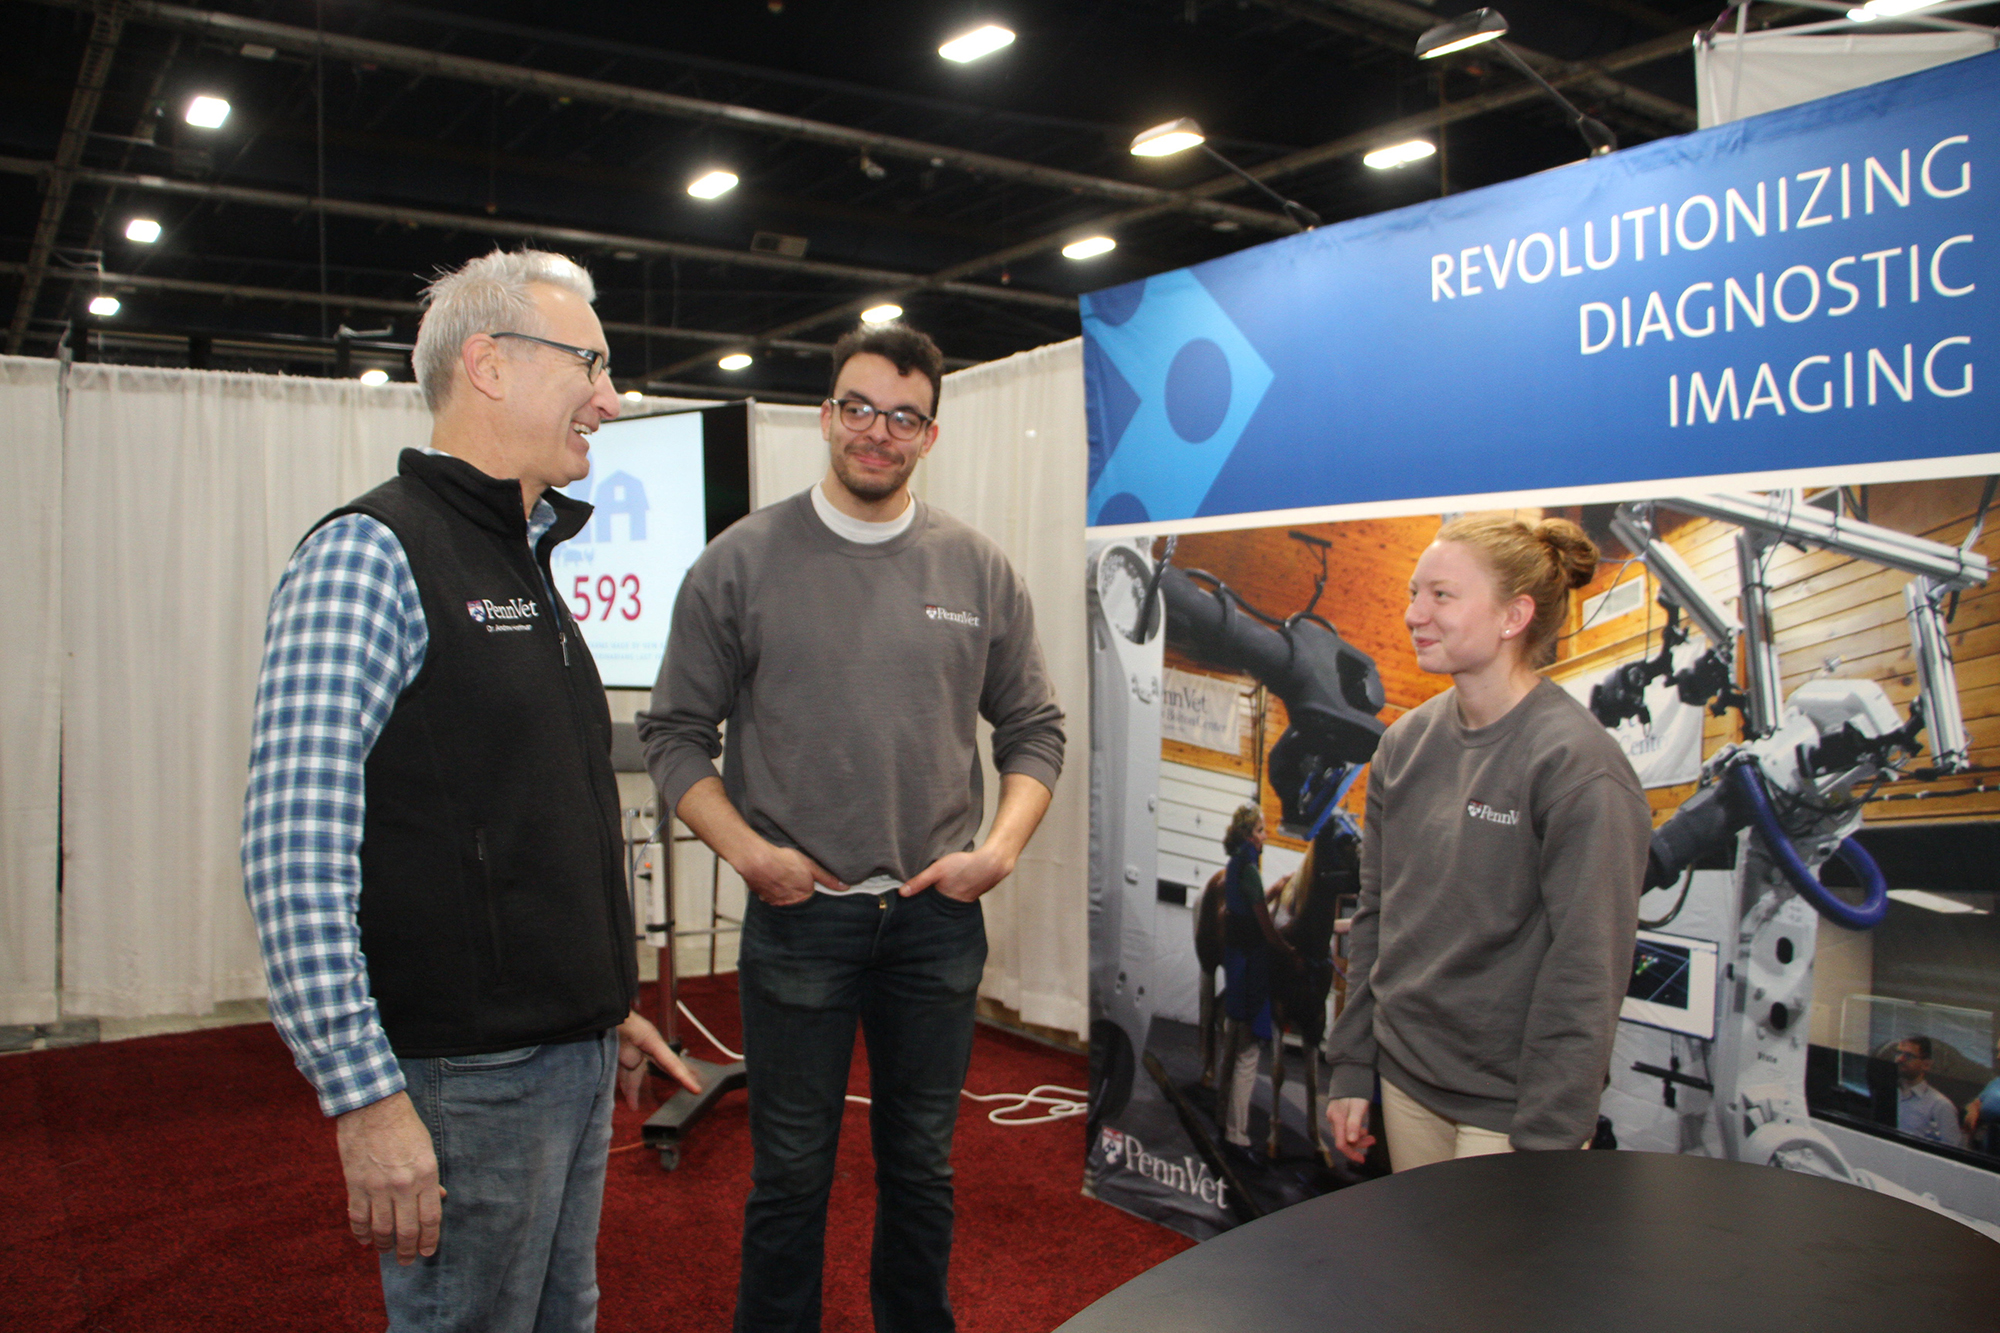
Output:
[242,501,559,1117]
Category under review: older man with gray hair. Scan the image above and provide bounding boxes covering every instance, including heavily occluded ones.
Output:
[243,247,696,1332]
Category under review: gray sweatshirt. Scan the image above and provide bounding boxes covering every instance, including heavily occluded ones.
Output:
[637,488,1064,886]
[1325,677,1648,1151]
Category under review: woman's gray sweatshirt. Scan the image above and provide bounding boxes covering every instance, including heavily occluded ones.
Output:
[1325,678,1648,1151]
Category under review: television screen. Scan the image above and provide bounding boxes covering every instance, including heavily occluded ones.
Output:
[553,402,751,689]
[1621,929,1720,1039]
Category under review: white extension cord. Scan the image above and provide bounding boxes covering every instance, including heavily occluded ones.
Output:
[677,999,1087,1126]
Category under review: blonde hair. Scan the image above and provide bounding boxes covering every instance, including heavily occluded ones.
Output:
[412,248,597,412]
[1435,513,1599,666]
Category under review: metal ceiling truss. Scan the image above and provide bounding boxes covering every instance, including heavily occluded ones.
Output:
[0,260,979,371]
[0,156,1080,315]
[643,7,1717,381]
[6,0,130,352]
[17,0,1733,389]
[1268,0,1698,134]
[29,0,1297,235]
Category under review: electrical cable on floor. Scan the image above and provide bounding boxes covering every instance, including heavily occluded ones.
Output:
[675,1000,1087,1126]
[959,1085,1089,1125]
[678,999,743,1062]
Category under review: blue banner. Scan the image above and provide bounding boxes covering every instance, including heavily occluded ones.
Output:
[1084,50,1999,528]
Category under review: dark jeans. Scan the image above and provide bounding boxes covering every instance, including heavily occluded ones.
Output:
[735,888,988,1333]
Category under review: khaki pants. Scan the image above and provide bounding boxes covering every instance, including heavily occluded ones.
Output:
[1220,1019,1262,1147]
[1380,1078,1514,1173]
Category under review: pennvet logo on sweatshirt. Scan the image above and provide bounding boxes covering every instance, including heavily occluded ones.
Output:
[925,604,980,628]
[1466,800,1520,826]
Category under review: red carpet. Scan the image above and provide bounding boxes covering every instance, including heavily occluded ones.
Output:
[0,974,1190,1331]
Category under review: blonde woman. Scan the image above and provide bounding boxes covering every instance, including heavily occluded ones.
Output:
[1325,515,1649,1171]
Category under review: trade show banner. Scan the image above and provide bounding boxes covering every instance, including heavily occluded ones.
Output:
[1085,51,1996,530]
[1083,53,2000,1242]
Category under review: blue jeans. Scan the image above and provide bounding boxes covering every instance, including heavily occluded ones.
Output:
[380,1030,618,1333]
[735,888,988,1333]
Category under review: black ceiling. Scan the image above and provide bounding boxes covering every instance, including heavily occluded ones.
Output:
[0,0,1952,401]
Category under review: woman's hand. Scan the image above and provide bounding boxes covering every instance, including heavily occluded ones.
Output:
[1327,1096,1376,1163]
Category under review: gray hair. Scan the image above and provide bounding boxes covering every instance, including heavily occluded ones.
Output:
[412,248,598,411]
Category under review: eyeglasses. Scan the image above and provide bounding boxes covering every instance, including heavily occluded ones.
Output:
[827,396,934,441]
[491,331,611,383]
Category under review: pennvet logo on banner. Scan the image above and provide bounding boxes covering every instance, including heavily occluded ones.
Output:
[1095,1127,1231,1209]
[1082,51,2000,529]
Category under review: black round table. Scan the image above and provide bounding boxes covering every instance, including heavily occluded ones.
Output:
[1057,1150,2000,1332]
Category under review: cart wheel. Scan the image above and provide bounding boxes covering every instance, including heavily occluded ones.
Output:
[657,1145,680,1172]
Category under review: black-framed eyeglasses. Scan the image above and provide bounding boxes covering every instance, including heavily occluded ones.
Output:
[827,396,933,441]
[491,331,611,383]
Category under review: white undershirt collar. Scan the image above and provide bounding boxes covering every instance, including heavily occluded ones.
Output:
[811,480,915,544]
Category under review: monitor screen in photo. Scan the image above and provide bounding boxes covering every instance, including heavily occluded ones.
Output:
[553,407,711,689]
[1621,929,1720,1040]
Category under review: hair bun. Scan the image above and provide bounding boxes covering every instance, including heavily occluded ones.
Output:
[1534,517,1600,591]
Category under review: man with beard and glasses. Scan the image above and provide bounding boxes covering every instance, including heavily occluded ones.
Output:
[638,321,1064,1332]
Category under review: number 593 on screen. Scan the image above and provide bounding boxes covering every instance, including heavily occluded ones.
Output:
[570,573,642,622]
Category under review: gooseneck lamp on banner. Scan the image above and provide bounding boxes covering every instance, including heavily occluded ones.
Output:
[1415,8,1617,158]
[1129,117,1321,231]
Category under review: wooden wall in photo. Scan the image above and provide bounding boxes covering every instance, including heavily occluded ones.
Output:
[1158,515,1451,846]
[1550,477,2000,828]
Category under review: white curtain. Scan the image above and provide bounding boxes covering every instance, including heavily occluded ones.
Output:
[751,401,828,505]
[924,342,1090,1039]
[61,366,430,1016]
[1696,31,1993,127]
[0,358,62,1025]
[41,355,1088,1036]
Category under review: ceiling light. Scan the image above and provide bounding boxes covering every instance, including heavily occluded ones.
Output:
[88,295,120,317]
[125,217,162,243]
[1130,117,1206,157]
[718,352,753,371]
[623,389,643,401]
[1887,889,1988,915]
[1062,236,1116,260]
[1364,140,1437,170]
[184,95,230,128]
[861,303,903,324]
[688,170,739,200]
[358,369,390,386]
[1415,8,1509,59]
[939,24,1015,62]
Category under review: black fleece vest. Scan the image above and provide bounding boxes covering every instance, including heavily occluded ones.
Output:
[317,449,635,1058]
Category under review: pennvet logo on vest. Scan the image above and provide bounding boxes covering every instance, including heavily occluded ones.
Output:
[925,605,980,628]
[1096,1127,1230,1209]
[1466,800,1520,827]
[465,598,541,633]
